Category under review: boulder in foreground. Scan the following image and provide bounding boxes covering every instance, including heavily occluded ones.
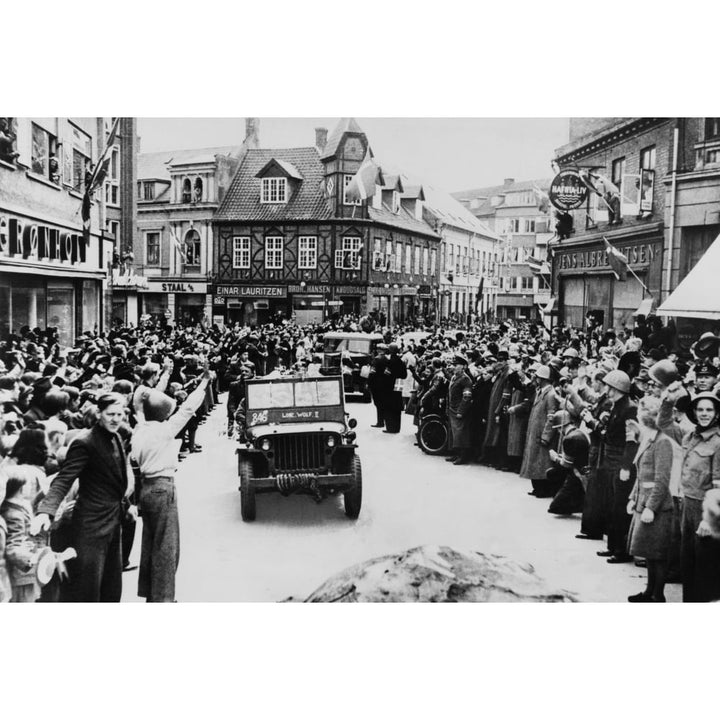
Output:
[303,545,576,603]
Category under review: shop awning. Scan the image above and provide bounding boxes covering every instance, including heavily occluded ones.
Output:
[542,297,557,315]
[658,232,720,319]
[633,297,655,317]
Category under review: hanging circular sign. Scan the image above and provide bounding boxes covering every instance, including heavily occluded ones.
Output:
[548,169,588,211]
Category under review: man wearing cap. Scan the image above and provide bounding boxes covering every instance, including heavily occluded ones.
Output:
[130,362,213,602]
[383,343,407,434]
[520,364,559,495]
[368,344,389,429]
[481,350,511,467]
[445,355,474,465]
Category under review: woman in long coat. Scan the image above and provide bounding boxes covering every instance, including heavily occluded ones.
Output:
[520,365,558,494]
[506,369,534,473]
[626,395,675,602]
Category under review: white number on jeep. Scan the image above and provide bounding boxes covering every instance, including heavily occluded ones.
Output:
[250,410,268,425]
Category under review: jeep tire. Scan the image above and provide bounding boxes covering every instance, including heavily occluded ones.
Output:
[344,455,362,519]
[239,458,257,521]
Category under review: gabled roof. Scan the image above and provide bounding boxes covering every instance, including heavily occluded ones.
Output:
[381,174,404,193]
[367,204,439,239]
[451,178,552,218]
[401,184,425,201]
[321,118,366,159]
[255,158,304,181]
[216,147,331,222]
[138,146,241,181]
[421,184,500,240]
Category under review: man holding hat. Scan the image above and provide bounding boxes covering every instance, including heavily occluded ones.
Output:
[131,362,212,602]
[445,355,474,465]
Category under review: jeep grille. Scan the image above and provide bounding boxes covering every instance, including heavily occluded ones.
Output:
[273,434,327,472]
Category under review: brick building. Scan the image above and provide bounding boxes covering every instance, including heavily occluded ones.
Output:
[0,117,116,345]
[454,178,553,321]
[212,118,441,326]
[551,118,673,331]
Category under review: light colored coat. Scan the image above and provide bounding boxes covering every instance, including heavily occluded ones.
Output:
[519,383,559,480]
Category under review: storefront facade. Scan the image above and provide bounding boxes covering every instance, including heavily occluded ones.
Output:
[554,224,663,330]
[140,279,210,326]
[0,209,106,345]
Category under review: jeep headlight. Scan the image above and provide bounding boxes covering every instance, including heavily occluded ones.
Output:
[260,438,271,451]
[326,435,336,447]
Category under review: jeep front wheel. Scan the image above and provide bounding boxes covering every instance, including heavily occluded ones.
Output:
[344,455,362,519]
[239,458,257,522]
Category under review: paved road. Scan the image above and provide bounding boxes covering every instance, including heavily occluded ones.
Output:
[122,395,681,602]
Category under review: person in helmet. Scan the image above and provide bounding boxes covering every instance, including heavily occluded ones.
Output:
[595,369,639,564]
[130,361,213,602]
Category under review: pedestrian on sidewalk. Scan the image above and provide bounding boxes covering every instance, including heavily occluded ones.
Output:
[32,393,131,602]
[626,395,674,603]
[131,362,212,602]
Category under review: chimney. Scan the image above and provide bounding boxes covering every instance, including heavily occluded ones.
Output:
[503,178,514,188]
[245,118,259,148]
[315,127,328,153]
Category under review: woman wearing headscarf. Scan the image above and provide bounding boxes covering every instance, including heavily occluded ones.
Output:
[626,396,675,602]
[677,392,720,602]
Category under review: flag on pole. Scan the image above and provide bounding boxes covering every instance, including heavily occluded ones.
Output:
[532,184,551,213]
[82,117,120,245]
[603,236,629,281]
[344,150,384,203]
[169,226,184,257]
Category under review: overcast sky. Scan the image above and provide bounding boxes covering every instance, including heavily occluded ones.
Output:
[137,118,569,195]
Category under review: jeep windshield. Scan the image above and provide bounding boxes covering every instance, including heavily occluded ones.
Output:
[323,338,373,353]
[246,379,342,410]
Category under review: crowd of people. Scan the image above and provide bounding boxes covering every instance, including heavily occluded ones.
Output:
[385,317,720,602]
[2,310,720,603]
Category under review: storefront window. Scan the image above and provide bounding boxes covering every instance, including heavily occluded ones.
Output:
[10,277,46,336]
[142,293,168,322]
[176,295,205,326]
[82,280,100,334]
[612,276,644,330]
[47,281,76,347]
[0,278,11,338]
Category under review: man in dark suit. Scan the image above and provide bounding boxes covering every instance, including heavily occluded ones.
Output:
[33,393,130,602]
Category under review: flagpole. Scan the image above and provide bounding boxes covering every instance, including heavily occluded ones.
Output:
[626,264,652,296]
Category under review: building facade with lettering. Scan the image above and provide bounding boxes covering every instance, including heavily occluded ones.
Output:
[453,178,554,322]
[133,121,256,325]
[0,117,114,345]
[551,119,674,330]
[212,119,441,326]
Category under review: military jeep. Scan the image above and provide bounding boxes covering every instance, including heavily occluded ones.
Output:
[315,331,383,402]
[236,375,362,522]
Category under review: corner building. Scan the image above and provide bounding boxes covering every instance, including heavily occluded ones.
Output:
[552,118,671,330]
[0,117,113,345]
[212,119,441,326]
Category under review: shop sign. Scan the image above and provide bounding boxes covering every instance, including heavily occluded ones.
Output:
[549,170,588,211]
[333,285,366,295]
[288,284,330,294]
[214,284,287,298]
[148,281,207,294]
[556,242,658,272]
[113,271,149,289]
[0,214,89,266]
[417,284,432,296]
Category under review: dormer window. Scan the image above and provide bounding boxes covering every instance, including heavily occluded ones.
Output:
[392,191,400,213]
[194,177,203,203]
[261,177,287,203]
